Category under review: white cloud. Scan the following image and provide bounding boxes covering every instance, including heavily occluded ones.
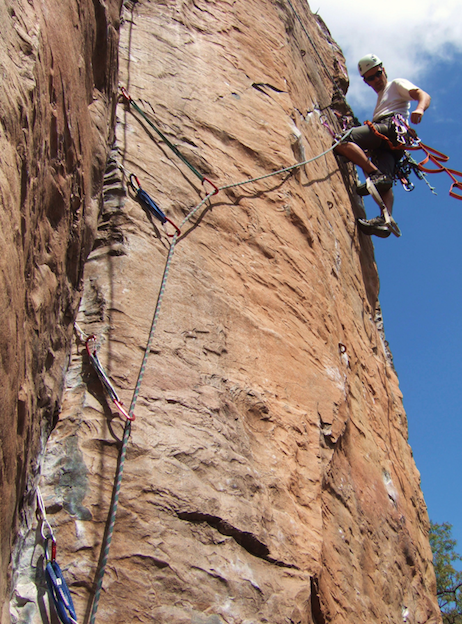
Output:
[311,0,462,114]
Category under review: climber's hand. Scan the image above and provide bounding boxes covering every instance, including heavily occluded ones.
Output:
[410,109,424,124]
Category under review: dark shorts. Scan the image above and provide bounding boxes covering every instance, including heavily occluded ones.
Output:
[346,118,404,178]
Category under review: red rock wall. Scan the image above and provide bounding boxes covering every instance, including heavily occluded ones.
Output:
[0,0,122,620]
[6,1,441,623]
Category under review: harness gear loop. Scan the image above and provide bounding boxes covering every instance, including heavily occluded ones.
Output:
[364,119,406,152]
[86,336,135,421]
[128,173,181,237]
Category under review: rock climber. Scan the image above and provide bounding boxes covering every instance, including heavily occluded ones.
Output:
[335,54,431,237]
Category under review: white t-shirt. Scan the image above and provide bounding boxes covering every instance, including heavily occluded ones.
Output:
[373,78,418,122]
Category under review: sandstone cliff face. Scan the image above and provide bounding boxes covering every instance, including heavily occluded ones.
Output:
[6,1,440,624]
[0,0,122,620]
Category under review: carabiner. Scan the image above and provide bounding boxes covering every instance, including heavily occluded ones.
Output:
[37,488,55,541]
[114,399,135,422]
[85,334,97,358]
[162,217,182,238]
[129,175,181,238]
[120,86,132,103]
[44,535,57,563]
[202,177,219,196]
[128,173,141,193]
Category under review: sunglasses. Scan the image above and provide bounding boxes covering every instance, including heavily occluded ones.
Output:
[364,67,383,83]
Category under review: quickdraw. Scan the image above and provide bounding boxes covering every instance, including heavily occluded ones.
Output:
[128,174,181,237]
[395,152,436,195]
[86,336,135,421]
[320,110,358,141]
[37,489,79,624]
[120,87,219,197]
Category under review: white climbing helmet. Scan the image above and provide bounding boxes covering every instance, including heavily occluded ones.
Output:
[358,54,382,77]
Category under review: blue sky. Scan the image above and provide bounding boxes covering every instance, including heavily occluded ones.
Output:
[312,0,462,554]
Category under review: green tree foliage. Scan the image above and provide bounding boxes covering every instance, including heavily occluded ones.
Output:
[430,521,462,624]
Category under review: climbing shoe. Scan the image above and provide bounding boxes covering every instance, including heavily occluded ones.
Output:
[356,172,393,196]
[361,215,386,227]
[357,216,391,238]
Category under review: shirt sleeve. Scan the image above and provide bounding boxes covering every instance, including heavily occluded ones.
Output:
[393,78,419,100]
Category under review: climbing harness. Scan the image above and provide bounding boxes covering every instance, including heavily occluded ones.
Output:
[120,87,219,196]
[363,114,418,152]
[128,174,181,237]
[37,489,79,624]
[86,335,135,421]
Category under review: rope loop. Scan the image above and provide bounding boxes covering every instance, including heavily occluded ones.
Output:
[450,181,462,200]
[406,141,462,199]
